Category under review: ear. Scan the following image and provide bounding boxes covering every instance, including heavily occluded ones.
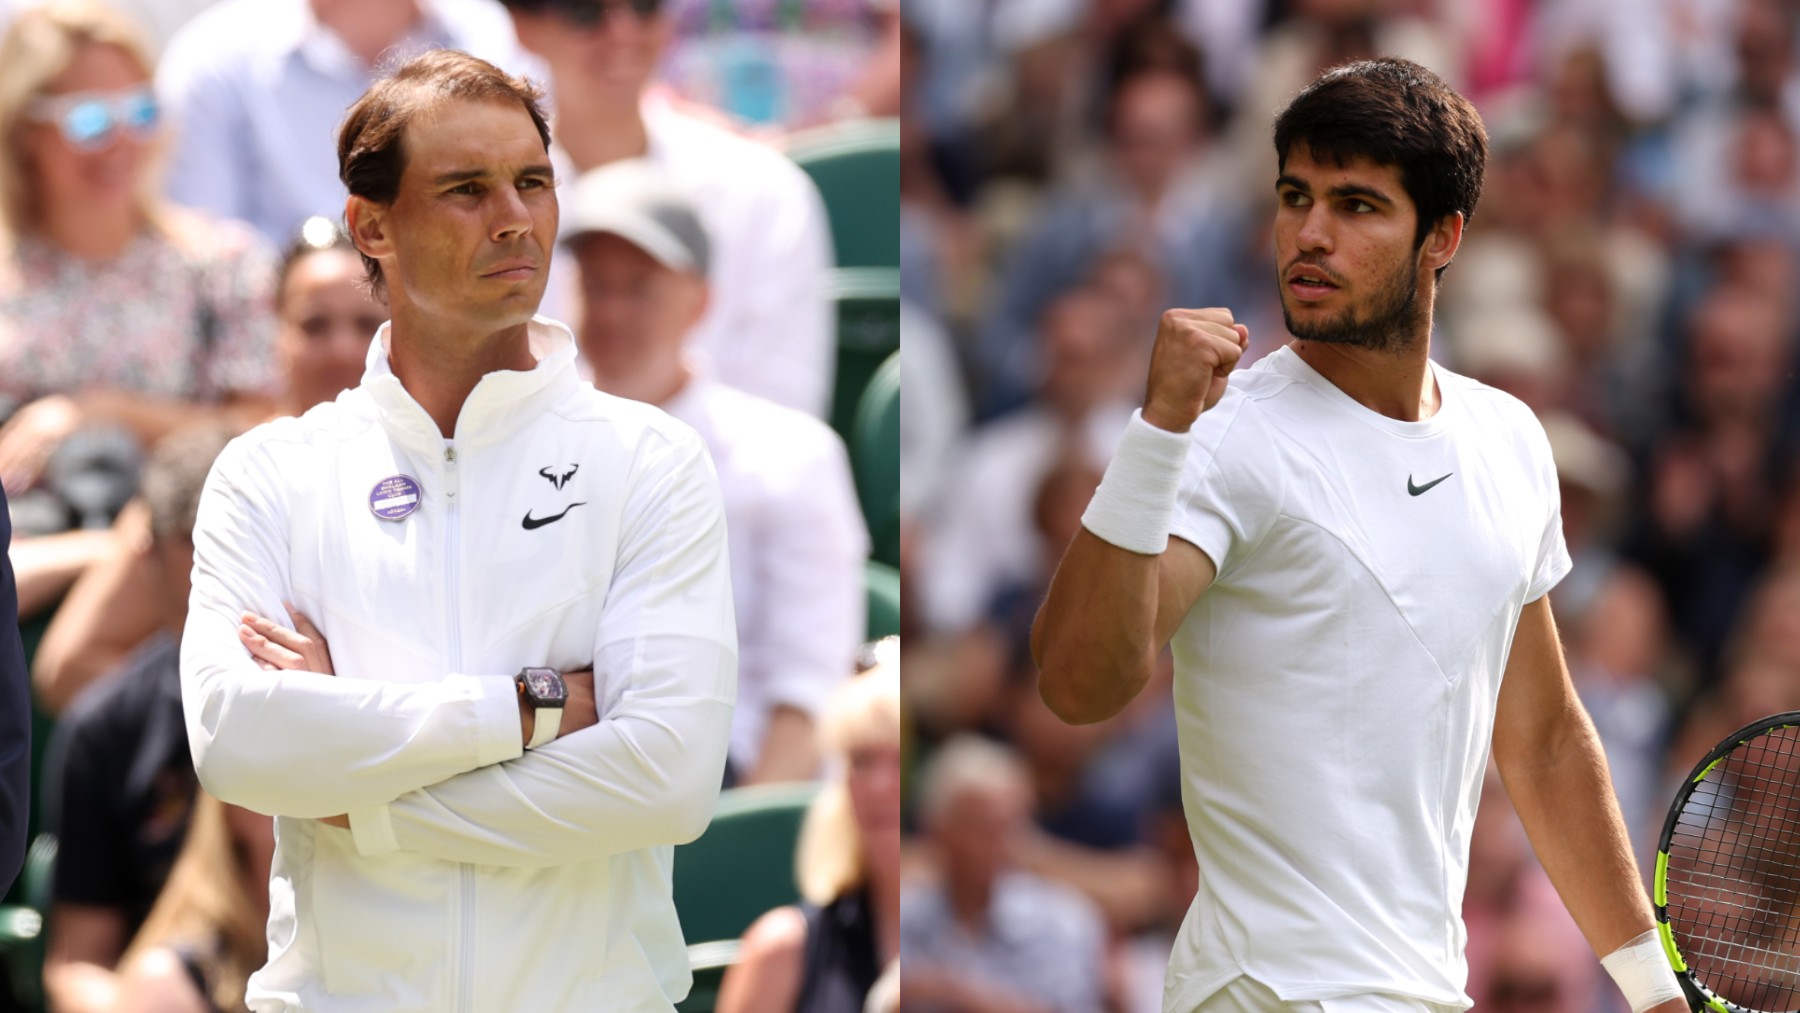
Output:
[345,195,393,265]
[1419,211,1465,275]
[684,277,710,332]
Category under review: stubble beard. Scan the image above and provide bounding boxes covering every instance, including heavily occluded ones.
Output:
[1279,253,1426,354]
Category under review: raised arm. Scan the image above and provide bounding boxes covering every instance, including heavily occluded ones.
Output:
[340,428,737,867]
[181,447,527,818]
[1492,595,1685,1013]
[1031,309,1245,725]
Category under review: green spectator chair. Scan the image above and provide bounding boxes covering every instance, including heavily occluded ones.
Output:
[828,268,900,445]
[672,783,818,1012]
[0,833,55,1012]
[853,351,900,568]
[785,118,899,270]
[0,614,58,1012]
[866,560,900,641]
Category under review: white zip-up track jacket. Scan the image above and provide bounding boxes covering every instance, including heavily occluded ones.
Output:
[180,319,738,1012]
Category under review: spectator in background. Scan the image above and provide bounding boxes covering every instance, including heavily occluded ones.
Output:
[660,0,900,131]
[717,638,900,1013]
[900,735,1110,1013]
[563,160,863,784]
[0,1,278,500]
[978,62,1242,417]
[501,0,836,419]
[1634,281,1797,682]
[32,218,383,714]
[40,425,234,1013]
[919,287,1139,638]
[155,0,530,248]
[109,792,276,1013]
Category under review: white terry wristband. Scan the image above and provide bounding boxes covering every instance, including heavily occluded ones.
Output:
[1600,928,1684,1013]
[1081,410,1192,555]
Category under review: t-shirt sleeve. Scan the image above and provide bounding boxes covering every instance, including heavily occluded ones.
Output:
[1166,394,1277,578]
[1524,415,1573,603]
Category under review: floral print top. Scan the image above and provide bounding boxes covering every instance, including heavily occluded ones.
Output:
[0,212,279,407]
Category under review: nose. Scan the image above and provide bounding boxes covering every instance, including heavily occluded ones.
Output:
[489,184,533,243]
[1295,202,1333,254]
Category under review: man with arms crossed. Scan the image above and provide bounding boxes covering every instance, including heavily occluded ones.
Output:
[1033,59,1684,1013]
[179,50,736,1011]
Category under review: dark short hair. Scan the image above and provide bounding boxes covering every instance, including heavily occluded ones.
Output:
[276,216,362,308]
[497,0,663,23]
[1273,58,1487,280]
[141,424,239,545]
[336,49,552,298]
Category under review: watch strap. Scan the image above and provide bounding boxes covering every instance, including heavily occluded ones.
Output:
[527,704,561,749]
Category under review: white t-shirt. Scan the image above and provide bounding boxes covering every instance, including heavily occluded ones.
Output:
[1157,346,1571,1011]
[662,377,867,772]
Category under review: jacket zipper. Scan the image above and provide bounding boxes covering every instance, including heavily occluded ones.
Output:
[444,442,476,1013]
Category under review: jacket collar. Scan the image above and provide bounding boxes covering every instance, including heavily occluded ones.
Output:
[361,316,581,454]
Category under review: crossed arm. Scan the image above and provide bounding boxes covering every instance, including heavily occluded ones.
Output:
[180,436,737,867]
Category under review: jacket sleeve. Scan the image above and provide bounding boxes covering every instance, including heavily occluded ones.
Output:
[0,491,31,895]
[344,428,738,867]
[181,440,524,819]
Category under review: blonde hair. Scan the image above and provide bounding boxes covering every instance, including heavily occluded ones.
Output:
[0,0,161,240]
[118,792,268,1012]
[794,639,900,905]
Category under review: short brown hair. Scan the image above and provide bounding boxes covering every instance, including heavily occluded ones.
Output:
[336,49,551,297]
[1273,58,1486,281]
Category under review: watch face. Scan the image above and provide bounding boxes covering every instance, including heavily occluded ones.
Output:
[525,669,566,704]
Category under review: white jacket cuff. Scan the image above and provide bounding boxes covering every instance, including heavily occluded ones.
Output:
[471,674,526,768]
[348,804,399,855]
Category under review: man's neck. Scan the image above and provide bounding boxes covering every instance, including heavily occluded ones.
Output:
[551,75,650,171]
[946,875,993,933]
[1290,335,1439,421]
[598,358,690,408]
[313,0,422,67]
[387,307,537,437]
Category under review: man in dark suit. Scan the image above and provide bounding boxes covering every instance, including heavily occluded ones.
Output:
[0,488,32,895]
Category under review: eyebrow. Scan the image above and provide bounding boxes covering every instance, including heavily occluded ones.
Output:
[431,163,557,186]
[1275,174,1396,207]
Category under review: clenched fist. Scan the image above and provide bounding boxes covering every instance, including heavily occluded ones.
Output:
[1142,308,1250,433]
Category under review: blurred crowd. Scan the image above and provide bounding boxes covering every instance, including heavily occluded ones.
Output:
[0,0,898,1010]
[898,0,1800,1010]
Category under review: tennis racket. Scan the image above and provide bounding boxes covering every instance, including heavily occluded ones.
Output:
[1657,711,1800,1012]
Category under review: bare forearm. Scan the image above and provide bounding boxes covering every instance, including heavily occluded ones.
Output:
[10,529,113,623]
[1031,529,1162,725]
[1500,708,1655,956]
[79,389,271,446]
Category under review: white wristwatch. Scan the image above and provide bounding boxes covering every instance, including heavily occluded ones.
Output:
[516,667,566,749]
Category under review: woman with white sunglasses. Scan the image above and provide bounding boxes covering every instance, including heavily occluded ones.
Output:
[0,0,278,511]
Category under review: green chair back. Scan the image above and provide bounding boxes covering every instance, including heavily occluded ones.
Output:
[785,119,899,270]
[852,354,900,568]
[0,833,55,1012]
[828,269,899,446]
[673,782,817,948]
[865,560,900,641]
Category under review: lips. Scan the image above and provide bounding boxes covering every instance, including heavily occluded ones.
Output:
[480,260,537,280]
[1285,263,1340,300]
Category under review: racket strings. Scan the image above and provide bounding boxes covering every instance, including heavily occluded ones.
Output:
[1668,727,1800,1008]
